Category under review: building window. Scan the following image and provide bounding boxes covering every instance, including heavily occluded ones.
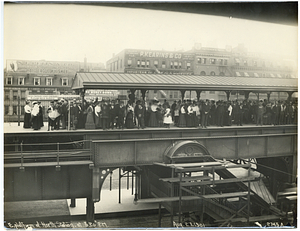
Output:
[13,106,17,115]
[224,59,228,65]
[6,77,12,85]
[174,91,178,98]
[127,59,132,67]
[146,60,149,68]
[210,58,216,64]
[62,78,68,86]
[210,71,216,76]
[5,106,9,115]
[174,61,178,69]
[34,77,41,85]
[13,90,18,100]
[219,59,223,65]
[170,61,173,69]
[162,61,166,68]
[4,91,10,100]
[154,60,158,68]
[141,60,145,68]
[18,77,25,85]
[137,60,140,67]
[46,77,53,86]
[178,62,182,69]
[187,62,191,70]
[203,58,206,64]
[197,57,201,64]
[21,91,26,100]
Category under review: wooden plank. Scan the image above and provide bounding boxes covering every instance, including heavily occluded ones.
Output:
[181,176,256,186]
[171,162,223,167]
[216,215,281,223]
[202,191,253,199]
[160,175,212,182]
[4,160,93,168]
[136,196,200,203]
[286,196,297,201]
[174,164,251,172]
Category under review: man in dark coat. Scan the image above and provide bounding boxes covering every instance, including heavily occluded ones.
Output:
[101,100,110,130]
[201,100,210,128]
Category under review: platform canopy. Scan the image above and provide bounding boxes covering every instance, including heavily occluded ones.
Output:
[71,72,298,92]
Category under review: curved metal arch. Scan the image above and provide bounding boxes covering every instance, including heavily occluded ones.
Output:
[163,140,213,163]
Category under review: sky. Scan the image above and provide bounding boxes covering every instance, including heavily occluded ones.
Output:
[3,3,298,66]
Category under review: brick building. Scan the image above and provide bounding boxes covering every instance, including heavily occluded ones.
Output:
[4,59,105,122]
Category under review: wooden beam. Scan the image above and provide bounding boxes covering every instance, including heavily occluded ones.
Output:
[160,175,212,182]
[181,176,256,186]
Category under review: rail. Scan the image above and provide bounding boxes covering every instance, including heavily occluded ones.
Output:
[4,140,93,168]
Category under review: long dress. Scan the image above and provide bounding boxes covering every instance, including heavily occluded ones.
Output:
[148,104,159,127]
[186,105,194,127]
[125,105,134,129]
[94,105,101,128]
[85,105,96,129]
[178,105,186,127]
[31,104,40,130]
[23,104,32,128]
[163,108,173,124]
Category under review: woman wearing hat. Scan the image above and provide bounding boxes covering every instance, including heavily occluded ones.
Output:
[148,99,159,127]
[31,101,41,130]
[23,101,32,128]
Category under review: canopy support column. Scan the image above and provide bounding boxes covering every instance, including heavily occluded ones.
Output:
[287,92,294,102]
[141,89,147,101]
[180,90,186,101]
[129,89,136,103]
[196,90,202,101]
[80,89,86,109]
[225,91,231,101]
[267,92,271,102]
[244,91,250,101]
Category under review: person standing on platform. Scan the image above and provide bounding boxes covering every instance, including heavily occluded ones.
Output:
[171,100,177,122]
[173,100,180,126]
[148,100,159,127]
[85,102,96,129]
[31,101,40,130]
[235,102,243,126]
[186,100,194,127]
[285,101,294,124]
[279,101,286,125]
[101,100,110,130]
[209,100,216,126]
[136,100,145,129]
[37,101,44,128]
[117,101,126,129]
[125,101,135,129]
[23,100,32,128]
[256,100,265,126]
[94,101,101,129]
[271,101,280,126]
[70,100,79,130]
[163,105,173,128]
[178,102,187,127]
[227,102,233,126]
[47,101,56,131]
[216,101,225,127]
[60,99,68,129]
[109,100,117,129]
[201,100,210,128]
[53,100,61,130]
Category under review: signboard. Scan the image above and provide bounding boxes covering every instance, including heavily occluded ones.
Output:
[6,59,80,74]
[85,90,120,97]
[125,50,195,61]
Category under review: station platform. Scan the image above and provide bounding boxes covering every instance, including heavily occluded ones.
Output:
[4,188,159,223]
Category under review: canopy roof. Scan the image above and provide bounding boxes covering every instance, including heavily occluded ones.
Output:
[71,72,298,92]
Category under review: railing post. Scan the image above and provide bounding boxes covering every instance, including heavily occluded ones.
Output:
[20,142,25,171]
[56,142,61,171]
[178,169,182,223]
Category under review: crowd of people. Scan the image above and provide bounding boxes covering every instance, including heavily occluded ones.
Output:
[23,97,298,131]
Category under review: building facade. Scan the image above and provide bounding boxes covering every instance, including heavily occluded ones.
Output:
[4,59,105,122]
[106,44,296,102]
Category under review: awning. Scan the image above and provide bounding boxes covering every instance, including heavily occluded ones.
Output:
[270,73,275,77]
[277,74,282,78]
[71,72,298,92]
[235,58,240,63]
[244,72,249,77]
[236,72,241,77]
[254,73,259,77]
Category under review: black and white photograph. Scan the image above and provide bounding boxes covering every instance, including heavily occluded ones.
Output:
[2,1,298,229]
